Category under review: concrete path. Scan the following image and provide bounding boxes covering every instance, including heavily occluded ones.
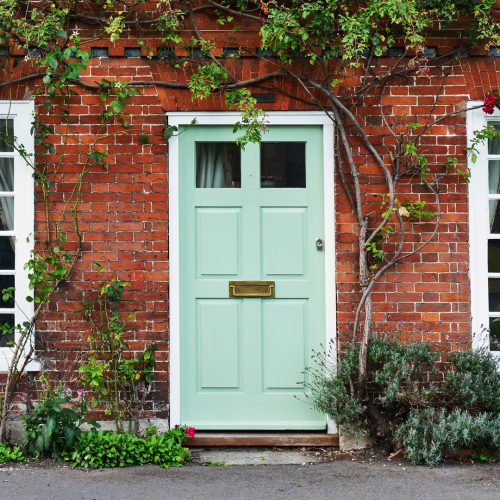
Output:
[0,455,498,500]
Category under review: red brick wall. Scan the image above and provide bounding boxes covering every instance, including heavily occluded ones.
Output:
[1,27,499,418]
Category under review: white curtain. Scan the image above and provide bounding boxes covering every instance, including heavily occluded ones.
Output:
[489,161,500,231]
[196,144,233,188]
[0,158,14,249]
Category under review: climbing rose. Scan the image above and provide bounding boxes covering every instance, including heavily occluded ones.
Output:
[482,93,497,114]
[185,426,196,438]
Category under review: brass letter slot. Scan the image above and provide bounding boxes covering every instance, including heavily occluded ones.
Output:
[229,281,275,298]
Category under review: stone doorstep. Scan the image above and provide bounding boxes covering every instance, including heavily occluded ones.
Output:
[192,448,325,466]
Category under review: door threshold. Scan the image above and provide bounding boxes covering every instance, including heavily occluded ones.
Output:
[186,431,339,447]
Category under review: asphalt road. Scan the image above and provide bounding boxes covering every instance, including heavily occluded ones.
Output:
[0,460,498,500]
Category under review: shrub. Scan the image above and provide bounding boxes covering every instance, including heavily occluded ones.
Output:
[307,338,437,437]
[444,350,500,413]
[0,443,24,463]
[307,338,500,466]
[22,376,97,460]
[68,426,192,469]
[394,409,500,467]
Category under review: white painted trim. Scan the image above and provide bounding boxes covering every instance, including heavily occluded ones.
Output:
[0,100,36,371]
[468,102,500,361]
[167,111,337,432]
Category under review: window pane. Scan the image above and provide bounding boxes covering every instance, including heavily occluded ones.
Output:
[489,161,500,193]
[0,274,14,308]
[488,124,500,155]
[261,142,306,188]
[0,119,14,153]
[0,158,14,191]
[196,143,241,188]
[0,314,14,347]
[0,197,13,230]
[488,278,500,311]
[489,318,500,351]
[0,236,14,269]
[488,240,500,272]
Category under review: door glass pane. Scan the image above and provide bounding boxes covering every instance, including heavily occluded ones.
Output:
[0,158,14,191]
[0,197,13,230]
[261,142,306,188]
[488,240,500,272]
[0,119,14,152]
[0,274,14,308]
[196,143,241,188]
[489,161,500,193]
[489,317,500,351]
[488,124,500,154]
[488,278,500,311]
[0,236,14,269]
[0,314,14,347]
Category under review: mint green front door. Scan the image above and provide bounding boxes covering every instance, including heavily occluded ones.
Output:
[179,125,326,429]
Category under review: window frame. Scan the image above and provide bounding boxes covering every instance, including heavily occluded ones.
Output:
[468,101,500,360]
[0,100,35,371]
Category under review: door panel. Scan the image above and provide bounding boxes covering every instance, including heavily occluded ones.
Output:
[196,208,241,276]
[180,125,325,429]
[197,299,240,389]
[261,207,307,276]
[262,299,307,390]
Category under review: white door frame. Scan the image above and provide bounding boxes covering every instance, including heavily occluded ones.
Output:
[167,111,337,433]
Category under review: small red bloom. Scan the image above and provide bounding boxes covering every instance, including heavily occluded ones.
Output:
[185,426,196,438]
[483,93,497,114]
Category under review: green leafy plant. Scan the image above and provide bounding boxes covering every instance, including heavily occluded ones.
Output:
[394,409,500,467]
[0,443,25,463]
[22,374,97,460]
[307,339,500,465]
[79,274,157,433]
[68,426,192,469]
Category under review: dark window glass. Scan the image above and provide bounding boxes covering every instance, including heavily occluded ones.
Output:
[0,197,13,231]
[0,314,14,347]
[196,143,241,188]
[0,236,14,269]
[261,142,306,188]
[488,240,500,272]
[0,274,14,308]
[0,158,14,191]
[488,278,500,311]
[0,119,14,152]
[489,317,500,351]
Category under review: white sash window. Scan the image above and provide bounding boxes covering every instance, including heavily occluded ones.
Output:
[468,103,500,359]
[0,101,34,371]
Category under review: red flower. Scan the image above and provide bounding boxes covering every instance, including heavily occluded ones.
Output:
[185,426,196,438]
[483,93,497,114]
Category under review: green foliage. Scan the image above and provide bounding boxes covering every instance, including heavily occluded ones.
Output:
[99,79,139,129]
[307,345,368,436]
[260,1,499,65]
[188,63,228,99]
[68,427,191,469]
[0,443,25,463]
[22,375,97,460]
[25,237,74,304]
[79,275,157,433]
[225,89,268,148]
[444,349,500,413]
[394,409,500,467]
[306,339,500,465]
[467,125,500,164]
